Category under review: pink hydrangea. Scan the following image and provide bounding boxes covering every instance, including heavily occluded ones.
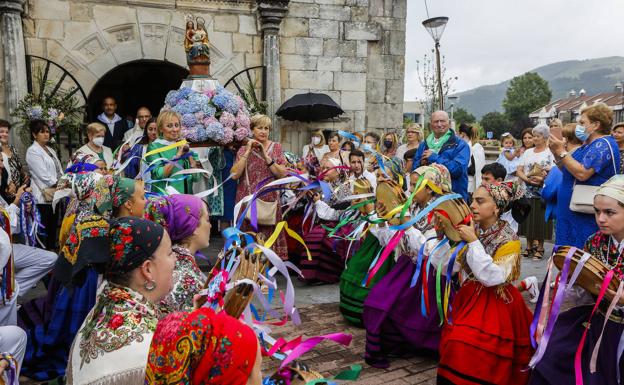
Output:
[221,127,234,144]
[202,116,218,127]
[194,111,205,121]
[219,111,236,129]
[235,112,250,129]
[234,126,250,141]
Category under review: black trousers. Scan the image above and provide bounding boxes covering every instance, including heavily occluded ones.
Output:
[37,203,58,251]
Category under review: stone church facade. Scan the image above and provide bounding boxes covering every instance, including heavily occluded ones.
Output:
[0,0,406,152]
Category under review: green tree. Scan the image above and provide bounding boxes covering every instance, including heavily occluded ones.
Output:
[453,107,476,125]
[503,72,551,130]
[480,111,511,139]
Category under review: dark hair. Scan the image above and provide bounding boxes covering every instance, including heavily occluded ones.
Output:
[140,117,158,145]
[29,119,49,140]
[341,141,354,151]
[327,131,340,141]
[102,96,116,105]
[0,119,11,130]
[481,162,507,181]
[349,149,365,161]
[364,132,380,142]
[403,148,418,161]
[458,123,473,138]
[520,128,534,148]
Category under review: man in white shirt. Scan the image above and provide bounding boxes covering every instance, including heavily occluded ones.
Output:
[123,106,152,144]
[349,149,376,191]
[96,96,129,150]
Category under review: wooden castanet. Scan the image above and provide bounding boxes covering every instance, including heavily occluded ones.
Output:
[376,180,408,225]
[431,197,472,242]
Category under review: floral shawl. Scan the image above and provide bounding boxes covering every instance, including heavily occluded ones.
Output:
[585,231,624,280]
[66,283,160,385]
[160,244,206,314]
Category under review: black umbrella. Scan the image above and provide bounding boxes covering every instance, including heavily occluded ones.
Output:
[276,92,344,122]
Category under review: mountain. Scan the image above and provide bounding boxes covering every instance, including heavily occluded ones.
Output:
[452,56,624,119]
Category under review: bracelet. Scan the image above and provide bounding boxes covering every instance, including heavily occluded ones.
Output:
[267,160,275,167]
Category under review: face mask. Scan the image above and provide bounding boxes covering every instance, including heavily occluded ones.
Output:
[383,140,393,149]
[312,136,321,146]
[575,124,589,142]
[92,137,105,147]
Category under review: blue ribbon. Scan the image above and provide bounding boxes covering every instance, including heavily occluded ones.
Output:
[389,193,462,231]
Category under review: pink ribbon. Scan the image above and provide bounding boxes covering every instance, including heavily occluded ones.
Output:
[574,269,614,385]
[280,332,353,368]
[365,229,404,286]
[590,280,624,373]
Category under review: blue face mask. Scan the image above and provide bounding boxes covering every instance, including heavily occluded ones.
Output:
[575,124,589,142]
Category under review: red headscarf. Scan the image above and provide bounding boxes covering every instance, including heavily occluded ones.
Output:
[146,307,258,384]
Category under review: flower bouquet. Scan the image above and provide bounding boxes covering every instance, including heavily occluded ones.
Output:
[162,86,251,144]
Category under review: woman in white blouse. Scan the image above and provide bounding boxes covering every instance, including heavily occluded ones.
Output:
[74,122,114,168]
[302,129,329,177]
[458,123,486,197]
[26,119,63,250]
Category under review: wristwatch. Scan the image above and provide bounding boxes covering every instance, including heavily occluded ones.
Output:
[558,151,568,160]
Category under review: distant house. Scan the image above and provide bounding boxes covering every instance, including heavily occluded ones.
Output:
[403,101,426,126]
[530,89,624,126]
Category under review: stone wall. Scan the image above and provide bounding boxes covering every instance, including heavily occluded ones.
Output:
[279,0,406,154]
[19,0,263,97]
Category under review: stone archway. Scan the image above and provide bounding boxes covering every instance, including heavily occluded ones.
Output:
[86,60,188,121]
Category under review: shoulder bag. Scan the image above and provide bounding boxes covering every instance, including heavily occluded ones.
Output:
[569,138,617,214]
[244,142,277,225]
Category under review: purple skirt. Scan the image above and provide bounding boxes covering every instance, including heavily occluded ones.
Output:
[363,255,454,368]
[530,305,624,385]
[299,224,352,284]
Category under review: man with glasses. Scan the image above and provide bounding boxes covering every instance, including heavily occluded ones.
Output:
[123,107,152,144]
[96,96,129,150]
[412,110,470,200]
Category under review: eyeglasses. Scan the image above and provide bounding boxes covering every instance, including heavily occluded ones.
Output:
[138,115,151,120]
[166,123,180,128]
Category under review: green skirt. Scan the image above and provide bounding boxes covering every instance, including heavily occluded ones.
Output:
[519,197,553,241]
[339,235,394,327]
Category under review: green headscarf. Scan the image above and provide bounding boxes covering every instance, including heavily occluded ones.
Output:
[112,177,137,209]
[425,130,453,153]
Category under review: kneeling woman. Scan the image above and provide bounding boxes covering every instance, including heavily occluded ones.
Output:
[437,181,534,385]
[67,218,175,385]
[363,164,453,368]
[530,175,624,385]
[145,194,211,313]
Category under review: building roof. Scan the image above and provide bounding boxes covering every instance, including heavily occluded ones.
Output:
[530,91,623,118]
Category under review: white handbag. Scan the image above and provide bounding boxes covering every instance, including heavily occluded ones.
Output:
[569,138,617,214]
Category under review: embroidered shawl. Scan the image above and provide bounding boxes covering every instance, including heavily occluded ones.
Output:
[159,244,206,314]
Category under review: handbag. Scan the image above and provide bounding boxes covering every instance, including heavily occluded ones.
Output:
[569,138,617,214]
[244,143,277,226]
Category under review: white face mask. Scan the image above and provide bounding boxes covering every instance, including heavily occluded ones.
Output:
[92,137,105,147]
[312,136,321,146]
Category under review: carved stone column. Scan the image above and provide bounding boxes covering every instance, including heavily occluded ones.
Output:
[257,0,288,142]
[0,0,27,147]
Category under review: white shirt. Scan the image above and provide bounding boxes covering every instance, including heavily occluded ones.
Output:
[519,147,555,175]
[0,196,20,234]
[468,142,486,193]
[123,126,144,144]
[349,171,377,192]
[395,143,419,163]
[97,112,122,136]
[26,142,62,204]
[74,143,114,168]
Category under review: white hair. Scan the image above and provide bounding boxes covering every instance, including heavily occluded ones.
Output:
[532,124,550,138]
[431,110,450,122]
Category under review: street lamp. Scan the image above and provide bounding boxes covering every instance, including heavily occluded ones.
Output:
[447,95,458,120]
[422,16,449,111]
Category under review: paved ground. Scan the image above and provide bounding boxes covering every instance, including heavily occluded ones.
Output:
[19,236,551,384]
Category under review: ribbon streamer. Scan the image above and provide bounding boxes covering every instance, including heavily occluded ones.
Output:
[279,332,353,368]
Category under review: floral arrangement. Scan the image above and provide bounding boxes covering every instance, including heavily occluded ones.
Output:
[12,68,84,146]
[162,86,251,144]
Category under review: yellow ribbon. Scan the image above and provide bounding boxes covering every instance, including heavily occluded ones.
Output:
[143,139,188,158]
[256,221,312,261]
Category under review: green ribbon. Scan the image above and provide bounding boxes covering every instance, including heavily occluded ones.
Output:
[304,365,362,384]
[436,259,444,327]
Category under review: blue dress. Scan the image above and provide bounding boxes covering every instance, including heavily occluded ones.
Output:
[555,136,620,248]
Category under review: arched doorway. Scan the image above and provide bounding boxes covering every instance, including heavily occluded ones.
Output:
[87,60,188,121]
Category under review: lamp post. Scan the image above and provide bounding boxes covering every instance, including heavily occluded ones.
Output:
[422,16,449,111]
[447,95,458,129]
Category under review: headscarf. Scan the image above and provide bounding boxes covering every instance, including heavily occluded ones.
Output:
[595,175,624,205]
[108,217,165,274]
[112,177,137,209]
[481,180,525,212]
[414,164,452,194]
[145,307,258,385]
[144,194,205,243]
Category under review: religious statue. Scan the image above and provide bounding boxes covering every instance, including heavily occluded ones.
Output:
[184,15,211,76]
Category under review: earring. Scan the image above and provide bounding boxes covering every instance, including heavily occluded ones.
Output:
[144,279,157,291]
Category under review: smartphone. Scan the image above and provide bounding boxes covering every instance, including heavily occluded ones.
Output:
[550,124,563,141]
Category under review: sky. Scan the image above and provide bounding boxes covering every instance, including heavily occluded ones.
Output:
[404,0,624,101]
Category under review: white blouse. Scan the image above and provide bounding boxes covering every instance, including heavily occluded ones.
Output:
[26,142,62,204]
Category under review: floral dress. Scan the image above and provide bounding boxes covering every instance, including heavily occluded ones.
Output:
[160,244,206,314]
[67,283,160,385]
[235,141,287,260]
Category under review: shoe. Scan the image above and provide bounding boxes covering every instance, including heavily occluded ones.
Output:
[521,247,534,258]
[522,276,539,303]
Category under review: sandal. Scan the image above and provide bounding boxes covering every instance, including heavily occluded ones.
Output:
[533,249,544,260]
[521,246,534,258]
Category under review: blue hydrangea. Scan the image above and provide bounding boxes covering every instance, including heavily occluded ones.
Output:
[178,87,193,99]
[225,98,240,115]
[186,126,207,142]
[26,105,43,120]
[201,104,216,117]
[181,113,197,128]
[47,108,59,120]
[172,101,195,115]
[211,93,229,110]
[164,90,180,106]
[206,121,225,142]
[188,92,209,106]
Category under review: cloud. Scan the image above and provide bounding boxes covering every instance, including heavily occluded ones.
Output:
[405,0,624,100]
